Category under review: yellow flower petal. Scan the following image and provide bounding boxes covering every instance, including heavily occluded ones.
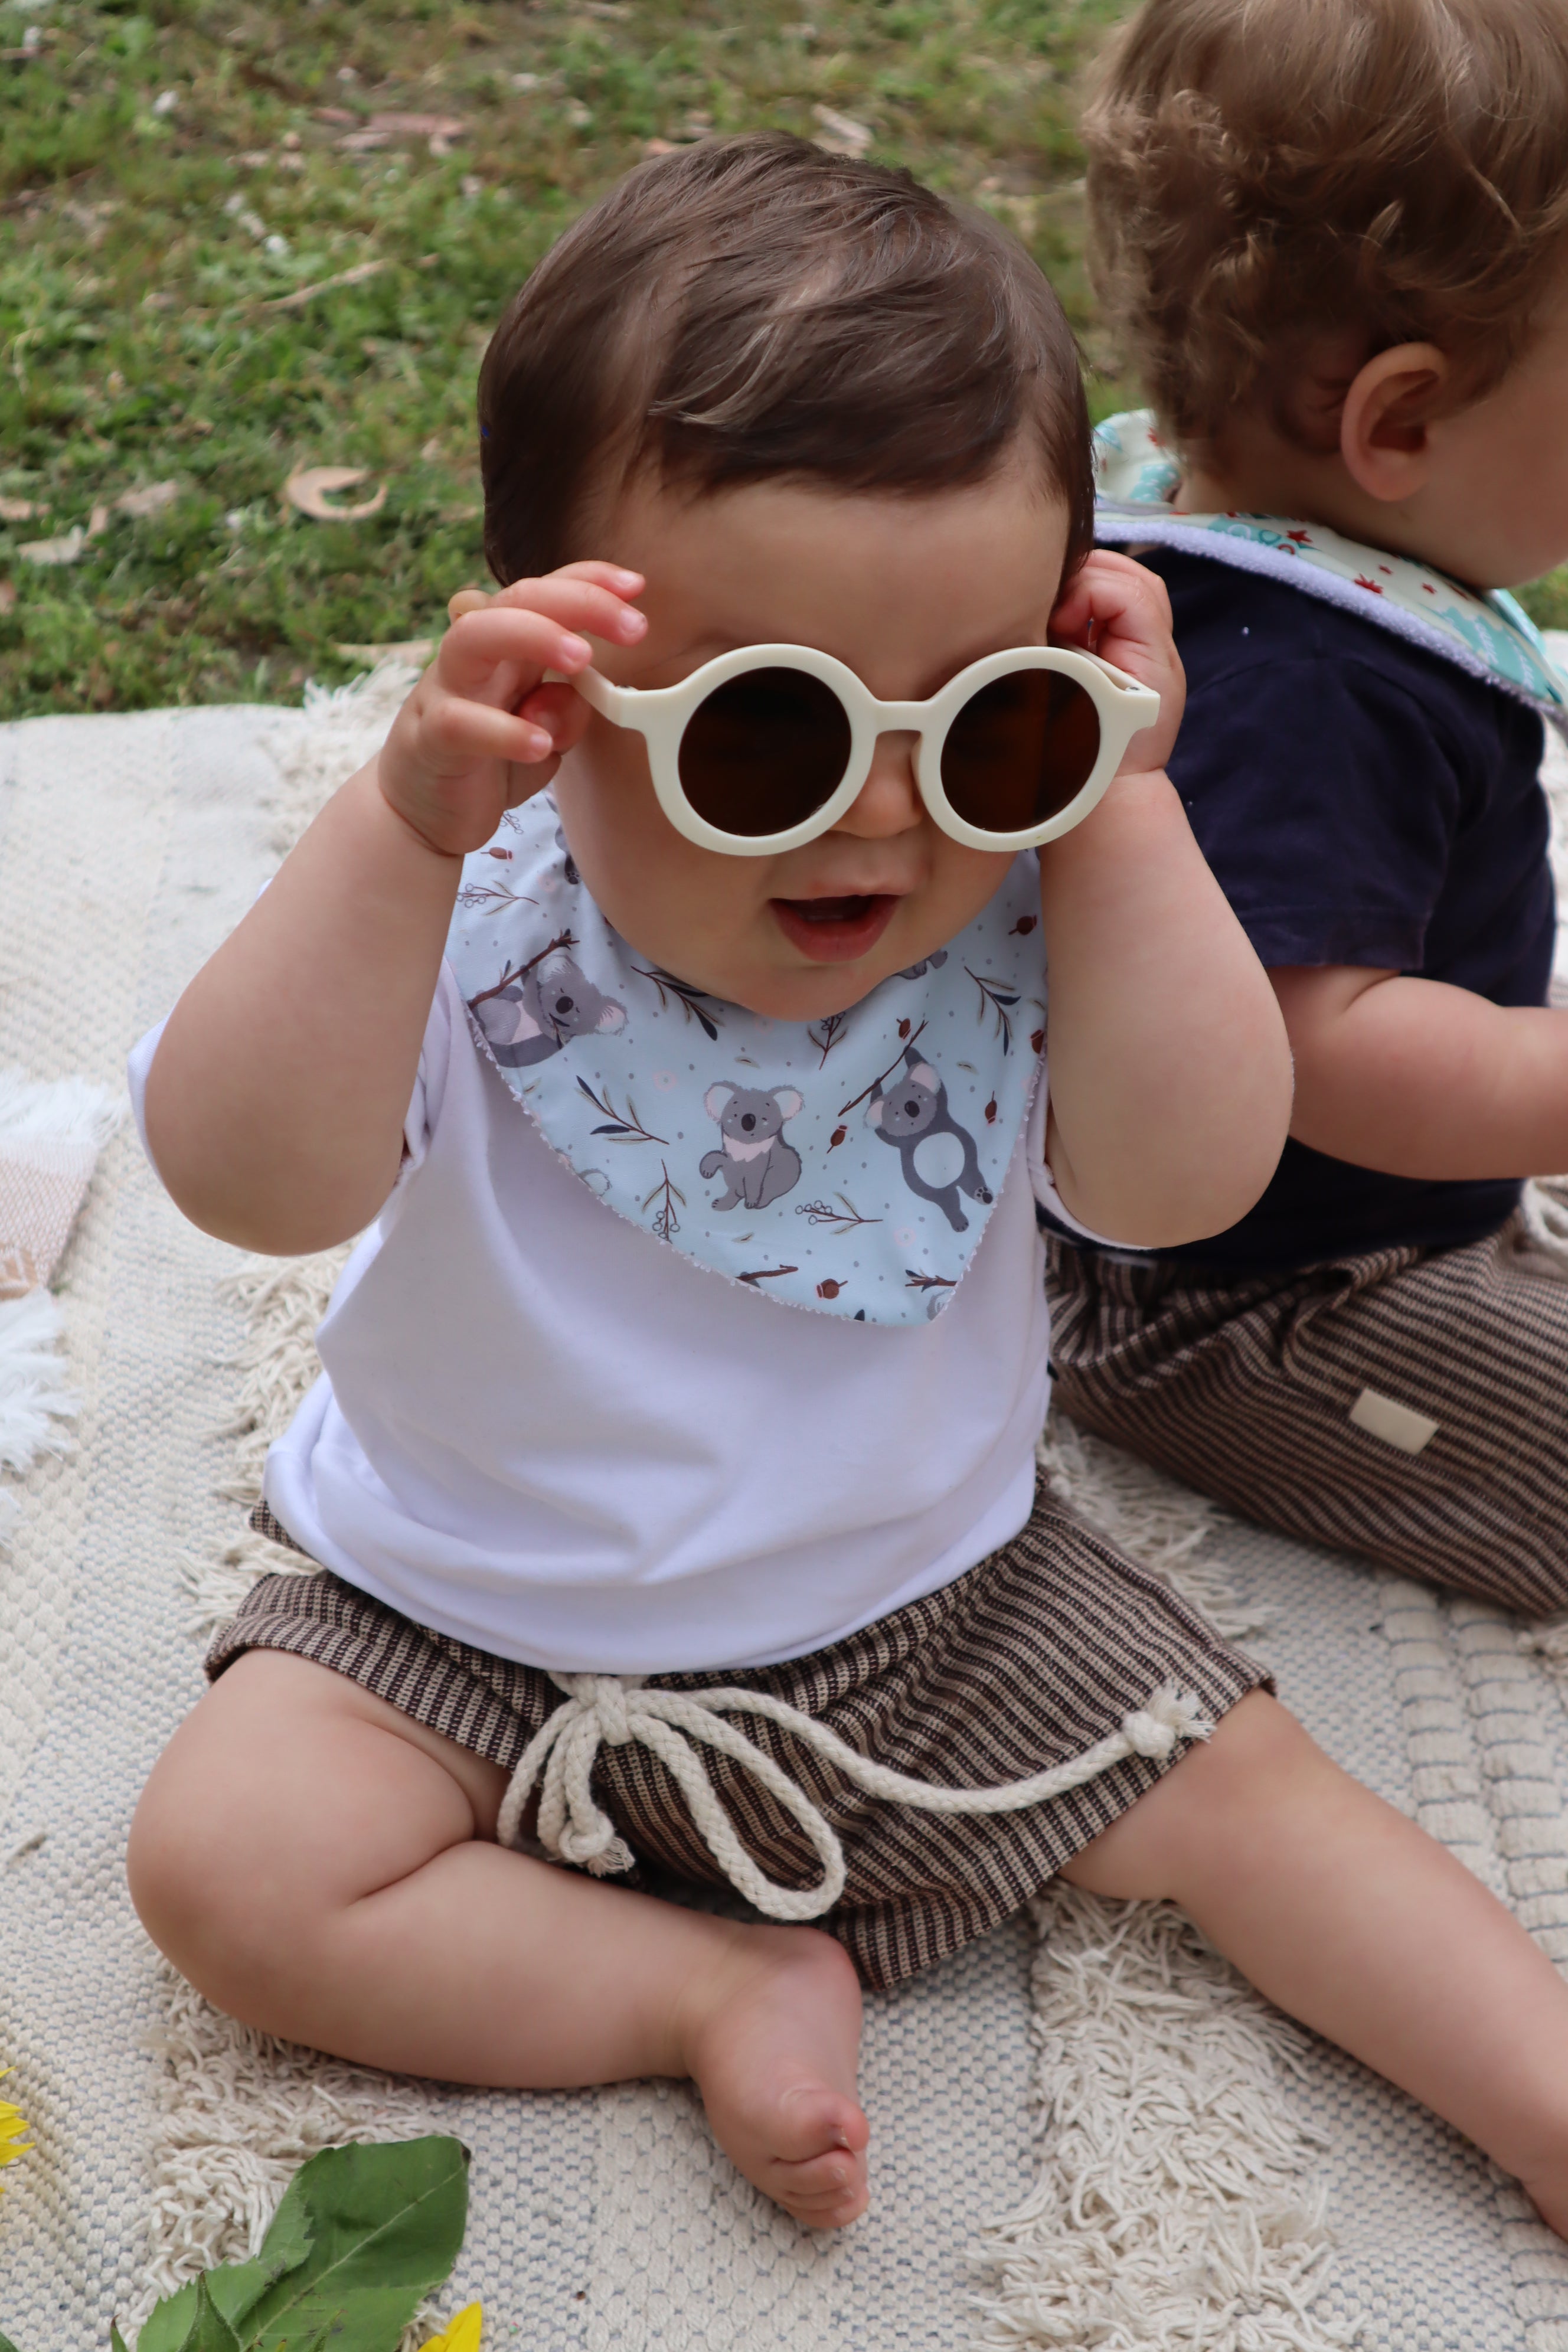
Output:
[419,2302,481,2352]
[0,2076,31,2179]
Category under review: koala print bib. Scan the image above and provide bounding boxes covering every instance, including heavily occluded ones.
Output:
[1095,408,1568,720]
[443,793,1047,1326]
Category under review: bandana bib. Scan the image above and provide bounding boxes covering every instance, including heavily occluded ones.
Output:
[1095,409,1568,720]
[445,796,1047,1327]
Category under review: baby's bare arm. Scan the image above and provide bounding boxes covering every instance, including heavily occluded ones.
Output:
[1040,553,1293,1247]
[1275,962,1568,1178]
[143,566,647,1253]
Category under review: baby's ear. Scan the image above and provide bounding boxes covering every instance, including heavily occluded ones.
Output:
[703,1083,733,1119]
[774,1088,803,1121]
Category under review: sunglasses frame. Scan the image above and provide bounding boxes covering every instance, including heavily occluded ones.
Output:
[553,642,1161,857]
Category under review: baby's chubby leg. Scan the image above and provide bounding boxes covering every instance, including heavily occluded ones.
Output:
[127,1652,869,2228]
[1063,1690,1568,2234]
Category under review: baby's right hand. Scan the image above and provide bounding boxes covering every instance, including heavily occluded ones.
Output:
[376,561,647,858]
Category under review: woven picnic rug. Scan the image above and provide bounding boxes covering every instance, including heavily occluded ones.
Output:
[5,664,1568,2350]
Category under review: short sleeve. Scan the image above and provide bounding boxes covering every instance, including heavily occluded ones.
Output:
[126,1017,169,1181]
[125,964,463,1197]
[400,961,461,1173]
[1169,652,1465,971]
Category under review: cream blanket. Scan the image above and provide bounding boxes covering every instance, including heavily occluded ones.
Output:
[6,665,1568,2350]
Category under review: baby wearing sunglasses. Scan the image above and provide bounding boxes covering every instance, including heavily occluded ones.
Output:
[122,134,1568,2243]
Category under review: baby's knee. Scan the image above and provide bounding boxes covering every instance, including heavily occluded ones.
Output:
[1061,1689,1324,1903]
[127,1734,320,2015]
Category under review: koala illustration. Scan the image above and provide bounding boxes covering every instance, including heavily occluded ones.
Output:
[471,949,626,1068]
[898,949,949,979]
[700,1082,805,1211]
[867,1044,992,1233]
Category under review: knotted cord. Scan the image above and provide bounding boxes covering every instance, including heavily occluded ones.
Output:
[495,1673,1211,1923]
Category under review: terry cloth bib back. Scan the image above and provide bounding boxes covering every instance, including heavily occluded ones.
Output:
[1094,409,1568,723]
[443,795,1048,1328]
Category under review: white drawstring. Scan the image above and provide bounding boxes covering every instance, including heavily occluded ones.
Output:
[496,1672,1211,1923]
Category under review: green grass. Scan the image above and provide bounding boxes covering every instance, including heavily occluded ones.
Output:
[0,0,1131,718]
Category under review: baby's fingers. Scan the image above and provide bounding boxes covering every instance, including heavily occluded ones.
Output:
[423,687,558,771]
[437,604,596,704]
[517,678,593,760]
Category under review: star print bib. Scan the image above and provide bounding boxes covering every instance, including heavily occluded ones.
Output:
[443,795,1047,1327]
[1095,409,1568,720]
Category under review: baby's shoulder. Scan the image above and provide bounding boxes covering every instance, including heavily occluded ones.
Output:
[1142,546,1528,770]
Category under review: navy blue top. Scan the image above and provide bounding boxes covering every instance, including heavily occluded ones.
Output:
[1122,550,1553,1271]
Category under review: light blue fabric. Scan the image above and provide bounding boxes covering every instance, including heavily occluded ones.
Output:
[1095,408,1568,718]
[444,793,1047,1325]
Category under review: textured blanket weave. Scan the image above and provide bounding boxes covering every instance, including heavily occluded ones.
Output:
[7,662,1568,2347]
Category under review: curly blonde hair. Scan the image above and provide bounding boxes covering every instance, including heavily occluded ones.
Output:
[1083,0,1568,448]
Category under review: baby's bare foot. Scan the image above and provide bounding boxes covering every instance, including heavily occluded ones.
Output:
[678,1923,870,2229]
[1521,2161,1568,2242]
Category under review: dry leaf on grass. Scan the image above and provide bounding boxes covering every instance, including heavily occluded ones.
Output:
[18,526,86,567]
[338,112,466,156]
[0,498,40,524]
[812,103,873,155]
[262,258,387,313]
[115,481,179,518]
[0,582,15,615]
[284,466,388,521]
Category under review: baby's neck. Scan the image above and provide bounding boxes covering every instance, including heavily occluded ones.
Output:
[1178,433,1435,572]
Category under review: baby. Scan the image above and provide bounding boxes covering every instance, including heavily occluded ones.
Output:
[125,135,1568,2236]
[1050,0,1568,1617]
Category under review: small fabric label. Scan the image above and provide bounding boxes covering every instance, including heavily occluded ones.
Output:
[1348,1387,1440,1455]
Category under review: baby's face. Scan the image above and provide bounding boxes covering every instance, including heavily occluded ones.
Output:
[1410,265,1568,590]
[550,460,1070,1021]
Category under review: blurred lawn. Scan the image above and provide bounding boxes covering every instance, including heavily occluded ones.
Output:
[0,0,1138,717]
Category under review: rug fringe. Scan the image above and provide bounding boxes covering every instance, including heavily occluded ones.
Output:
[1037,1411,1266,1643]
[130,1970,437,2337]
[0,1067,125,1152]
[180,1247,354,1630]
[263,660,421,858]
[971,1889,1359,2351]
[0,1289,77,1485]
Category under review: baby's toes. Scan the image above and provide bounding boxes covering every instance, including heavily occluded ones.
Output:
[772,2082,868,2166]
[773,2146,870,2229]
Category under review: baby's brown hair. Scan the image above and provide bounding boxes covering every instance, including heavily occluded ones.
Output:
[478,132,1093,585]
[1083,0,1568,449]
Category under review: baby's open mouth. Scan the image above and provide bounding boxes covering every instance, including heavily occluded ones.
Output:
[771,893,900,963]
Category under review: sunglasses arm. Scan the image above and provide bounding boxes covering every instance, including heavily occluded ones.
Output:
[1089,656,1161,729]
[541,665,681,734]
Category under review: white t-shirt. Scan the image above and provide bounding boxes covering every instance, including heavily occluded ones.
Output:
[132,963,1091,1675]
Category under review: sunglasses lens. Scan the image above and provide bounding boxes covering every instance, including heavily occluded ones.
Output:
[678,667,853,839]
[940,669,1101,837]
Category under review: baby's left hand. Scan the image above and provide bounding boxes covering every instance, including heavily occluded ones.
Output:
[1050,548,1185,778]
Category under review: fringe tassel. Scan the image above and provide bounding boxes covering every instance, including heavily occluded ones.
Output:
[971,1888,1359,2351]
[0,1291,76,1475]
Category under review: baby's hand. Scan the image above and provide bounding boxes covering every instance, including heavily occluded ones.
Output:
[1049,549,1185,779]
[376,561,648,858]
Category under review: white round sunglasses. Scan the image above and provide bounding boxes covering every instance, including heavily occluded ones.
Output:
[550,642,1160,857]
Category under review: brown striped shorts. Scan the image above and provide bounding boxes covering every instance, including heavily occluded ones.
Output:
[1046,1209,1568,1616]
[209,1481,1267,1990]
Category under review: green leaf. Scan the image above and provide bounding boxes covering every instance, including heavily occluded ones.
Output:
[132,2138,469,2352]
[1,2331,26,2352]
